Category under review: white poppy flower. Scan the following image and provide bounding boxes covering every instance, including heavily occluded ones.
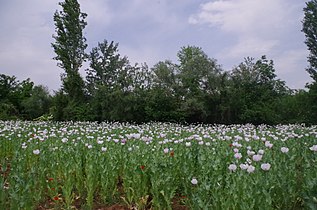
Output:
[261,163,271,171]
[33,149,40,155]
[247,165,255,173]
[191,178,198,185]
[252,154,262,162]
[228,164,237,172]
[280,147,289,153]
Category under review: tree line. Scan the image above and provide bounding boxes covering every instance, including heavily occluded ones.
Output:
[1,0,317,124]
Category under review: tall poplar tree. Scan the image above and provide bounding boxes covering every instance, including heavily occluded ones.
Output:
[302,0,317,81]
[302,0,317,123]
[52,0,87,101]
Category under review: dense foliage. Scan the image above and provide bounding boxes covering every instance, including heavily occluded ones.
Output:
[0,48,312,124]
[0,74,51,120]
[303,0,317,81]
[51,0,87,109]
[302,0,317,123]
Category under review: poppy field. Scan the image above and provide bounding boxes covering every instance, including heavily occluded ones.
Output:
[1,121,317,209]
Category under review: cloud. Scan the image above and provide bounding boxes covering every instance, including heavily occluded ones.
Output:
[120,45,161,66]
[189,0,302,58]
[84,0,191,66]
[81,0,113,27]
[189,0,293,34]
[275,50,308,74]
[274,49,310,89]
[0,0,62,91]
[220,38,279,59]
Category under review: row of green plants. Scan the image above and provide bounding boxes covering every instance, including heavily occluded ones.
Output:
[1,121,317,209]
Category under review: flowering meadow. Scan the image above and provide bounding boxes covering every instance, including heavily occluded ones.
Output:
[1,121,317,210]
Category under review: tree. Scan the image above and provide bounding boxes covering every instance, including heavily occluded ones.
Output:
[0,74,52,120]
[229,56,289,124]
[85,40,132,121]
[177,46,222,123]
[52,0,87,101]
[21,85,51,119]
[177,46,221,96]
[276,89,311,123]
[0,74,20,119]
[152,60,179,91]
[302,1,317,123]
[145,60,183,122]
[0,74,19,102]
[302,0,317,81]
[86,40,130,95]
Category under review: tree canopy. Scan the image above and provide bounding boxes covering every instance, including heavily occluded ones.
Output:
[52,0,87,102]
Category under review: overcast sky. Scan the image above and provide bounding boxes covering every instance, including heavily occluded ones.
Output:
[0,0,312,91]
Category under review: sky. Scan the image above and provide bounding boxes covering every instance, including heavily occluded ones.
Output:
[0,0,312,92]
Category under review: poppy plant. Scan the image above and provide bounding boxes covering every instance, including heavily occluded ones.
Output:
[1,121,316,210]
